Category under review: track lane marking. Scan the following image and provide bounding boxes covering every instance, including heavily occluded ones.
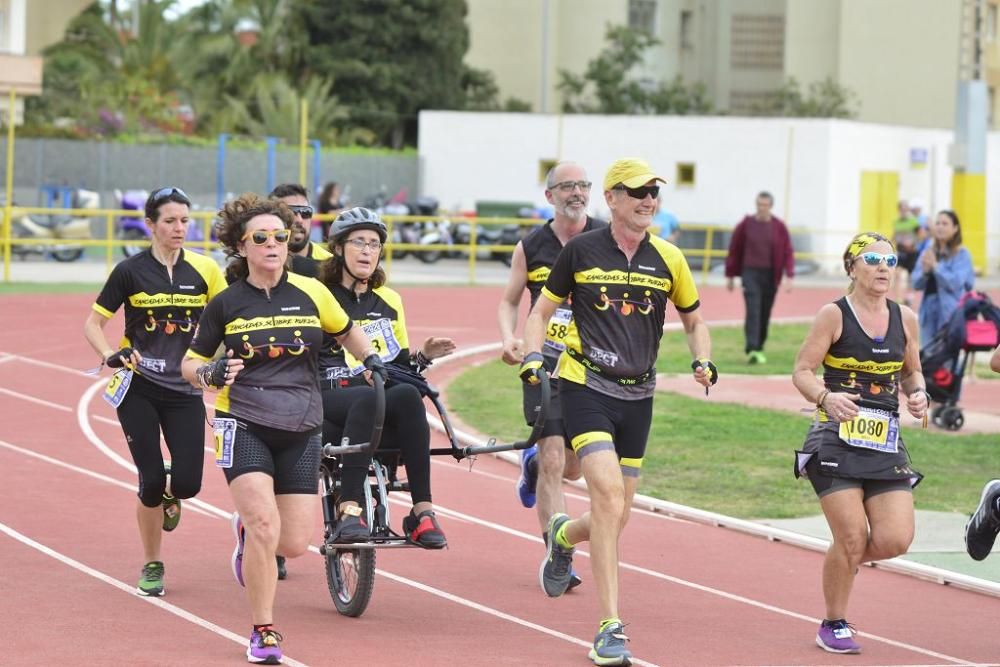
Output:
[0,521,310,667]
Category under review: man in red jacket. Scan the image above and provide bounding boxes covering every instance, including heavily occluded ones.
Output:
[724,191,795,364]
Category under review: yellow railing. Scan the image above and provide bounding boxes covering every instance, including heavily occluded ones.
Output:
[1,208,994,283]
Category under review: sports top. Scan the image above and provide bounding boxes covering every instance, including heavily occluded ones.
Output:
[541,226,700,400]
[319,283,411,381]
[186,271,352,431]
[523,217,607,360]
[93,248,226,395]
[820,297,905,416]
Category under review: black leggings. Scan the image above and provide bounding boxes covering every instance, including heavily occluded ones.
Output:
[322,383,432,506]
[116,373,206,507]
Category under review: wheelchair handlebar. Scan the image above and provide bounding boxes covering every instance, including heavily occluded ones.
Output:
[458,370,549,458]
[322,368,386,458]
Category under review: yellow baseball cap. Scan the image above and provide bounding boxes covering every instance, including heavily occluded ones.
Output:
[603,158,667,191]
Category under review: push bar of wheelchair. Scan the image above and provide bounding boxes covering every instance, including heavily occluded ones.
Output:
[453,371,550,458]
[321,368,386,458]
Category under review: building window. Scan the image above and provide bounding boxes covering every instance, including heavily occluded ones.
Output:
[730,14,785,70]
[676,163,696,187]
[629,0,658,36]
[680,10,694,50]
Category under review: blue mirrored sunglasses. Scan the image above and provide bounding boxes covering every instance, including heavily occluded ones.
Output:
[857,252,898,268]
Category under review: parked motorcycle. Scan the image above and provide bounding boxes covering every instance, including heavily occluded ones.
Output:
[9,189,99,262]
[115,189,208,257]
[452,218,522,266]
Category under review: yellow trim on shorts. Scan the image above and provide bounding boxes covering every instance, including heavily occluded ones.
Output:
[619,457,643,470]
[570,430,613,453]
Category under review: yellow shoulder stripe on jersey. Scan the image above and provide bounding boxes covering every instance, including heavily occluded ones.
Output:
[541,285,566,303]
[310,243,333,260]
[823,354,903,374]
[92,303,115,319]
[648,235,700,310]
[287,272,351,334]
[128,292,209,308]
[185,251,227,299]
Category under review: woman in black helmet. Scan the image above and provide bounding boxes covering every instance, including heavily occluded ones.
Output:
[318,207,455,548]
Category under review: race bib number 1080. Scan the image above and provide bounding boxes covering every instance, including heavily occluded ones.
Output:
[838,407,899,453]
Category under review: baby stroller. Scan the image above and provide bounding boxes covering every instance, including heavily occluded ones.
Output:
[920,291,1000,430]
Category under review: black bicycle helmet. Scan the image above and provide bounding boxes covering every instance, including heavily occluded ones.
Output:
[330,207,387,243]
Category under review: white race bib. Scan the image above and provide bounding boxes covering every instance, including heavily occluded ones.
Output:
[344,318,402,375]
[838,406,899,453]
[544,307,574,353]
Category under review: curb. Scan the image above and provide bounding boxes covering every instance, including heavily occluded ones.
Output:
[424,338,1000,599]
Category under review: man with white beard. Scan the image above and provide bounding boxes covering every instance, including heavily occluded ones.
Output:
[497,162,607,591]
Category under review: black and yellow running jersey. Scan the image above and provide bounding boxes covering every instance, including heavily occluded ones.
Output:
[309,242,332,260]
[541,226,700,399]
[318,283,411,381]
[93,249,226,394]
[523,217,607,360]
[821,297,905,415]
[187,271,352,431]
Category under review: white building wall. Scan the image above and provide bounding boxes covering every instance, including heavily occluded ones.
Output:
[418,111,998,273]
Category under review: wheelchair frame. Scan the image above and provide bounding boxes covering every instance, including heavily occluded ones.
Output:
[318,370,550,617]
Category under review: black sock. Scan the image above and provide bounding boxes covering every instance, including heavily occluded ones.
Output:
[542,530,548,546]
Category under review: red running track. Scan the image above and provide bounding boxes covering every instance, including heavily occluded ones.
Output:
[1,287,997,667]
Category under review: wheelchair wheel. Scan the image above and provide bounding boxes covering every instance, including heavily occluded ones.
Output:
[939,406,964,431]
[325,547,376,617]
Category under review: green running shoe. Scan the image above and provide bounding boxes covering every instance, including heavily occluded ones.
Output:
[137,560,164,597]
[162,463,181,532]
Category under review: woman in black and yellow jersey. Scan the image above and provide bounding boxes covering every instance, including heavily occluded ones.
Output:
[318,207,454,549]
[83,187,226,598]
[793,232,929,655]
[181,194,379,664]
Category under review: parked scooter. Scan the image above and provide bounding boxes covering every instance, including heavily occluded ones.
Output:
[8,189,98,262]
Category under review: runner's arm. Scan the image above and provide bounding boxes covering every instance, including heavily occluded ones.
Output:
[791,303,841,405]
[83,310,141,367]
[498,241,528,365]
[524,293,559,357]
[899,305,929,419]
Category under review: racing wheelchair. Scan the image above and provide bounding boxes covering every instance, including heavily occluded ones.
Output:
[318,365,550,617]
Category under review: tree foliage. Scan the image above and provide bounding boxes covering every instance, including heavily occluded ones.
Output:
[558,25,712,115]
[751,77,859,119]
[290,0,498,147]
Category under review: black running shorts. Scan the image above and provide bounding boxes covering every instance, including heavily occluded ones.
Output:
[559,380,652,478]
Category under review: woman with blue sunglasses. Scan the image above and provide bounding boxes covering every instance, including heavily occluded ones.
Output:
[911,210,975,346]
[791,231,929,655]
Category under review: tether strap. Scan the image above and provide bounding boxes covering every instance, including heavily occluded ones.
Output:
[564,347,655,386]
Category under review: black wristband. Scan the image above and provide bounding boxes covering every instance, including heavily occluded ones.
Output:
[106,347,135,369]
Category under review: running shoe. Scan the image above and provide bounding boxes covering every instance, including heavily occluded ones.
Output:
[588,621,632,666]
[247,627,283,664]
[276,555,287,580]
[816,619,861,654]
[965,479,1000,561]
[403,509,448,549]
[330,513,370,543]
[162,463,181,532]
[231,513,245,587]
[517,444,539,508]
[539,513,574,597]
[137,560,164,597]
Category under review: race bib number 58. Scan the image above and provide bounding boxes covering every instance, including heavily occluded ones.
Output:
[838,407,899,453]
[544,308,573,353]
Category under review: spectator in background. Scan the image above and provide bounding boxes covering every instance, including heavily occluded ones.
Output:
[725,191,795,365]
[909,198,929,230]
[911,210,975,346]
[652,193,680,243]
[317,181,347,241]
[893,199,921,305]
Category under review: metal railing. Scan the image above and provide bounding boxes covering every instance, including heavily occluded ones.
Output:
[1,207,994,283]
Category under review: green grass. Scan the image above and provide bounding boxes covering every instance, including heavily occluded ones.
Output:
[448,358,999,520]
[0,281,102,294]
[657,322,810,375]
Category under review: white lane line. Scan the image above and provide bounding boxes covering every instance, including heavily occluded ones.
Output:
[0,352,94,377]
[0,521,309,667]
[7,354,990,664]
[2,436,657,665]
[0,354,16,366]
[0,386,73,412]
